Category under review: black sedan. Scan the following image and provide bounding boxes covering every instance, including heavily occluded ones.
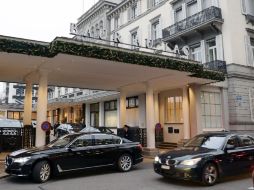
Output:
[5,133,143,183]
[154,132,254,186]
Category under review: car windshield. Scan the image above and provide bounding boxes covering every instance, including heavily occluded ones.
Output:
[184,135,226,150]
[47,134,80,148]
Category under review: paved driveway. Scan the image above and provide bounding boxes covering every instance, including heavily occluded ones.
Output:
[0,159,253,190]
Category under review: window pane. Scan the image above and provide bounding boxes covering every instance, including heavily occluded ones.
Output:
[204,92,210,103]
[105,111,117,127]
[201,91,222,128]
[7,112,13,119]
[94,134,113,145]
[187,1,198,17]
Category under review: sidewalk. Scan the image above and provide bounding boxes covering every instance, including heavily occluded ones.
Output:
[0,152,9,178]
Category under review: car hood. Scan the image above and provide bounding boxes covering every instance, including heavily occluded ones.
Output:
[159,147,219,161]
[9,146,58,158]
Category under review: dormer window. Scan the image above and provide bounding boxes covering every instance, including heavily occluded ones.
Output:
[114,16,119,30]
[131,4,138,19]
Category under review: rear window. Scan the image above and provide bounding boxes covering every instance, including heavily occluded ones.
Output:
[0,119,22,128]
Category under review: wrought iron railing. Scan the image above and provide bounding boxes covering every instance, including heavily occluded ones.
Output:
[203,60,227,73]
[163,6,223,39]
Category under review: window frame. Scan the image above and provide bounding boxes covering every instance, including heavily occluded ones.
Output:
[190,43,202,62]
[201,91,222,129]
[126,96,139,109]
[206,38,217,62]
[165,96,183,124]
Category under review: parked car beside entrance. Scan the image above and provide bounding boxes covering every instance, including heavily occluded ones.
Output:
[154,132,254,186]
[5,132,143,183]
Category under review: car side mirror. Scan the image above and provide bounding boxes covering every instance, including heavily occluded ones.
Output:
[225,144,236,151]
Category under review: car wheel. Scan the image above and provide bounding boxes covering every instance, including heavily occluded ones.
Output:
[118,154,133,172]
[202,163,218,186]
[32,161,51,183]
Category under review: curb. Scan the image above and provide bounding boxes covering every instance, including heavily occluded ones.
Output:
[0,174,9,179]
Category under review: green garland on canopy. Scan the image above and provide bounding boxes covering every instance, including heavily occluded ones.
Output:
[0,37,225,81]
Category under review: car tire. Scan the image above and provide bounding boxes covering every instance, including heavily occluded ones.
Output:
[201,163,218,186]
[32,161,51,183]
[117,154,133,172]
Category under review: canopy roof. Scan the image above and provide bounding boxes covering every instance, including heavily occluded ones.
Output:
[0,35,224,94]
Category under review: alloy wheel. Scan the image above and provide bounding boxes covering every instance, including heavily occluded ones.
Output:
[40,163,51,182]
[119,155,132,172]
[202,163,218,185]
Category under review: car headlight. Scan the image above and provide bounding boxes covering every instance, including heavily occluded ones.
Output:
[180,158,201,166]
[154,156,161,163]
[13,157,31,164]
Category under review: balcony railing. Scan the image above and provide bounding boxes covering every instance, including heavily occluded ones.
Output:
[163,6,223,40]
[203,60,227,74]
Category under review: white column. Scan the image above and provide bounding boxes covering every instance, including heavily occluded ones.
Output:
[23,81,33,126]
[138,94,146,128]
[146,84,155,149]
[183,86,190,139]
[85,103,90,127]
[154,92,159,125]
[118,91,126,128]
[189,84,202,137]
[36,71,48,147]
[99,102,105,127]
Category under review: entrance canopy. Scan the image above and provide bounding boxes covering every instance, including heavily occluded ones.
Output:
[0,35,224,94]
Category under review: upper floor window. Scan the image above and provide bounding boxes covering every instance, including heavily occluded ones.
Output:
[206,38,217,62]
[131,4,138,19]
[99,20,103,36]
[147,0,163,9]
[166,96,183,123]
[91,26,95,37]
[203,0,213,9]
[190,43,202,62]
[114,16,119,30]
[95,24,100,38]
[131,31,139,49]
[242,0,254,16]
[251,37,254,58]
[151,20,160,41]
[175,6,183,23]
[186,0,198,17]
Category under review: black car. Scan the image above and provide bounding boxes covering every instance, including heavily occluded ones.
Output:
[5,133,143,183]
[154,132,254,186]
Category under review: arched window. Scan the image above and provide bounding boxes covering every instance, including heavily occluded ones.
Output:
[87,30,90,37]
[99,20,104,36]
[95,24,99,37]
[91,26,94,37]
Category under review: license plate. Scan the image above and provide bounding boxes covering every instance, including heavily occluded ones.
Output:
[161,165,170,170]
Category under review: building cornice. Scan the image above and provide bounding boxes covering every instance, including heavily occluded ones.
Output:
[77,1,118,27]
[110,0,168,34]
[107,0,136,18]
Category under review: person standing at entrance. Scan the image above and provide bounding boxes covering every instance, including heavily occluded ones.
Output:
[123,125,130,140]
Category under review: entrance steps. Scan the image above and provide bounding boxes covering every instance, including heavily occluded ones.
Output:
[156,142,177,149]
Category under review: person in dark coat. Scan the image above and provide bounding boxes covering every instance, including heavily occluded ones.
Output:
[123,125,130,140]
[53,122,60,136]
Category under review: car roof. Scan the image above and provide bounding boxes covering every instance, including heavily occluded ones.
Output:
[200,131,234,137]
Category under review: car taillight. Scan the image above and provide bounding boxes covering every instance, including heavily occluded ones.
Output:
[138,144,143,151]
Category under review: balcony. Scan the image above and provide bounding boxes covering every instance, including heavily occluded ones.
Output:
[203,60,227,74]
[163,6,223,42]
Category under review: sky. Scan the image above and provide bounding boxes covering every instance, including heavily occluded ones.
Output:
[0,0,99,42]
